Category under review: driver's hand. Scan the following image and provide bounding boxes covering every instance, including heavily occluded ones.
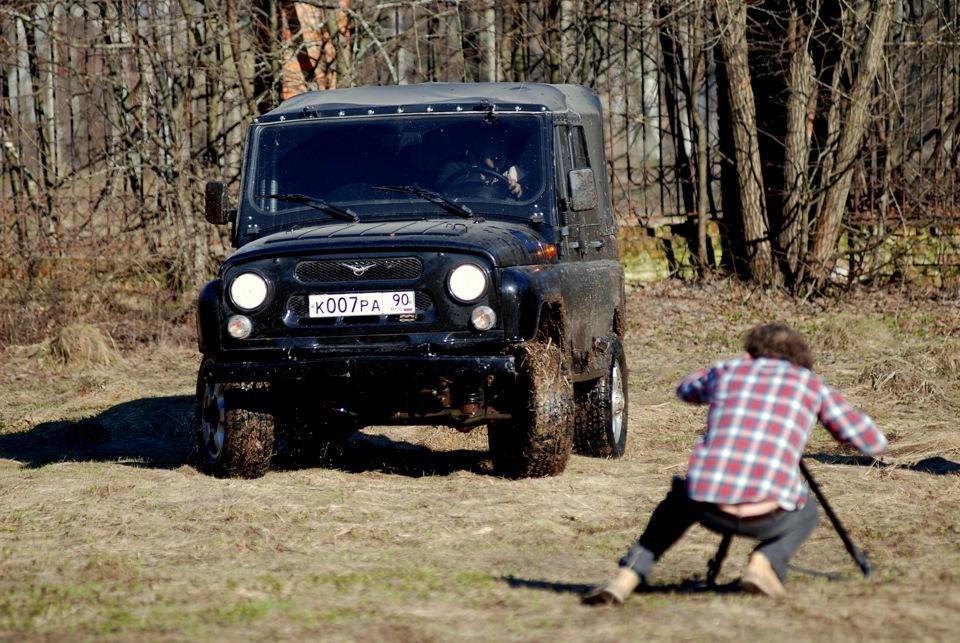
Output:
[506,166,523,198]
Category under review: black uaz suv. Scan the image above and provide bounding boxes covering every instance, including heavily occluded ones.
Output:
[197,82,627,478]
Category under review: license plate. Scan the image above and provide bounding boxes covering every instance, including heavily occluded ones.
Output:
[307,290,416,318]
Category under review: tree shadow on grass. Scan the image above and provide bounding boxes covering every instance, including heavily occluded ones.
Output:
[0,396,493,476]
[906,456,960,475]
[0,395,196,469]
[806,452,960,475]
[805,453,886,468]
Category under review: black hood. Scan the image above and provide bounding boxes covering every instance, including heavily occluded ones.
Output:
[222,218,554,270]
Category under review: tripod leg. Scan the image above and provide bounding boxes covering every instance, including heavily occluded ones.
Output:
[707,532,733,589]
[800,460,872,577]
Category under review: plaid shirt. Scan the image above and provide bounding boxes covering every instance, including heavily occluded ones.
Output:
[677,356,887,511]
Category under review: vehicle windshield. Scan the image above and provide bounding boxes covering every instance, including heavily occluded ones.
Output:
[243,113,546,224]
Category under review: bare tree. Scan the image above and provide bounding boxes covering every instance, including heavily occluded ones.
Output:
[808,0,896,287]
[690,1,710,276]
[4,0,960,300]
[780,1,815,284]
[713,0,773,284]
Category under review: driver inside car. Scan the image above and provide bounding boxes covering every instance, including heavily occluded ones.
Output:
[438,130,525,198]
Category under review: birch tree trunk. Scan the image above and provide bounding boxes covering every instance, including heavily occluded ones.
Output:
[545,0,561,84]
[560,0,574,81]
[5,14,39,202]
[691,3,710,275]
[478,3,497,82]
[227,0,258,118]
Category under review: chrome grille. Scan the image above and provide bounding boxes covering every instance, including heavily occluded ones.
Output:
[295,257,422,283]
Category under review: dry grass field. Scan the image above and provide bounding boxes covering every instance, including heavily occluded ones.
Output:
[1,278,959,641]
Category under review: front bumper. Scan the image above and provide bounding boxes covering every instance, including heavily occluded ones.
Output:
[200,353,516,383]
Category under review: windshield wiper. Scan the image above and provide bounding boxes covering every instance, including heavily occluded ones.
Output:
[373,185,476,219]
[256,193,359,223]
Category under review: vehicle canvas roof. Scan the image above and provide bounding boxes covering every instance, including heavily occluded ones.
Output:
[257,82,602,123]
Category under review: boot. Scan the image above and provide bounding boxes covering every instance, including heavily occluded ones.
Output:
[583,567,641,605]
[741,552,786,597]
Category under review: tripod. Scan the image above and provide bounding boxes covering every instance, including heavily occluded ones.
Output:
[706,459,872,588]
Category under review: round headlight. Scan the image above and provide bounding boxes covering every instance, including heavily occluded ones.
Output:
[447,263,487,303]
[229,272,268,310]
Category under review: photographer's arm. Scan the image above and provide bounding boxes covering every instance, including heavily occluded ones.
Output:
[818,384,888,456]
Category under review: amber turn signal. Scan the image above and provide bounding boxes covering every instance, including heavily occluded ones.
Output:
[538,244,557,260]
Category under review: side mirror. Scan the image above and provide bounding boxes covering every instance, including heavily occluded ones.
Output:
[568,168,598,212]
[205,180,234,225]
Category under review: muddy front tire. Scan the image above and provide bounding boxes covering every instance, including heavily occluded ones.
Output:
[195,371,275,479]
[488,341,575,478]
[573,340,628,458]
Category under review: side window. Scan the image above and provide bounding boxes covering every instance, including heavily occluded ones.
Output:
[554,123,589,171]
[555,124,599,230]
[555,124,572,225]
[556,124,572,174]
[570,126,589,169]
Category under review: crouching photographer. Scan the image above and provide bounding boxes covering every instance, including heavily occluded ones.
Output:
[585,323,888,605]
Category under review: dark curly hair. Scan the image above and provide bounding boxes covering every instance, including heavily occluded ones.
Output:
[743,323,814,370]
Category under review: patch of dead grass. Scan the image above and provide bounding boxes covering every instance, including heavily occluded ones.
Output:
[857,355,944,400]
[931,340,960,378]
[39,323,124,369]
[813,312,896,353]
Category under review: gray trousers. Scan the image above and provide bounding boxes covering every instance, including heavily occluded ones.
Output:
[620,477,820,582]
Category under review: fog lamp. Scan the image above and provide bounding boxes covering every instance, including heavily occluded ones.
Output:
[470,306,497,331]
[227,315,253,339]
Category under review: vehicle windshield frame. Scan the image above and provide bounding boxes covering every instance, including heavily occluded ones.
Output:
[237,112,551,234]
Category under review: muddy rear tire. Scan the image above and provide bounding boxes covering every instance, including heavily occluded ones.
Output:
[573,340,628,458]
[488,341,574,478]
[195,370,274,479]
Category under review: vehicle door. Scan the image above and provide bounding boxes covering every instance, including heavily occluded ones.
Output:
[553,122,623,377]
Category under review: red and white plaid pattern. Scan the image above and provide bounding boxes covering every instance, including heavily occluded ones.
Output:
[677,356,887,511]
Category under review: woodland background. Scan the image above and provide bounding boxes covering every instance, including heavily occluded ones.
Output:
[3,0,960,344]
